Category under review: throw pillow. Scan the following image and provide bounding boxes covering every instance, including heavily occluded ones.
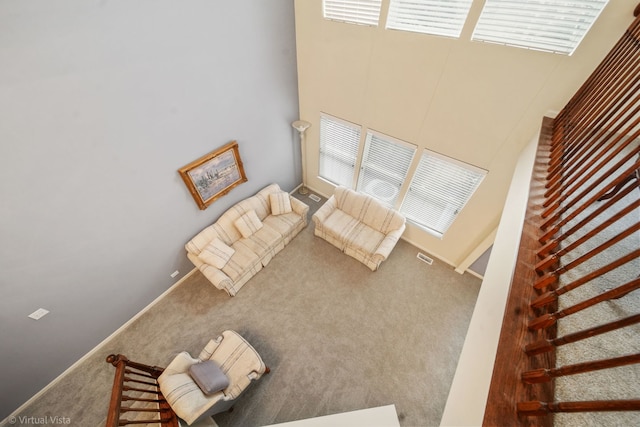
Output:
[269,192,292,215]
[188,360,230,395]
[197,237,235,269]
[234,210,263,238]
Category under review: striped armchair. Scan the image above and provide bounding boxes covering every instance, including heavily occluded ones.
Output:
[157,330,269,425]
[312,186,406,271]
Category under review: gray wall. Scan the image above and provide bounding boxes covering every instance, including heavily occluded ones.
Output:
[0,0,299,418]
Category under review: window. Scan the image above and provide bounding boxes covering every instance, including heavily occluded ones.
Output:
[356,131,416,206]
[472,0,609,55]
[401,150,486,238]
[386,0,474,38]
[319,114,361,188]
[323,0,382,26]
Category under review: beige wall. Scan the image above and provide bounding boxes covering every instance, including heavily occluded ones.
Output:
[294,0,634,268]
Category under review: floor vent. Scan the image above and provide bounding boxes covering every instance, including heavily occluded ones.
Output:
[309,194,321,202]
[417,252,433,265]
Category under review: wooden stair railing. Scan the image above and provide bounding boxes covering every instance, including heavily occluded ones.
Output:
[483,5,640,426]
[105,354,179,427]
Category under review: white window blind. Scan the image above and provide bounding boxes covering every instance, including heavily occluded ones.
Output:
[356,131,416,206]
[319,114,361,188]
[472,0,608,55]
[323,0,382,26]
[386,0,474,38]
[401,150,486,238]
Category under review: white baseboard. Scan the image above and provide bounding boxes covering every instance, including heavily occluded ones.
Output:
[1,268,198,425]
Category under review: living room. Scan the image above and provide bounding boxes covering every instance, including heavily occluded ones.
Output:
[0,1,634,425]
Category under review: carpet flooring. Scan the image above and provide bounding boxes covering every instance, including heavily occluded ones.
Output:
[3,192,481,427]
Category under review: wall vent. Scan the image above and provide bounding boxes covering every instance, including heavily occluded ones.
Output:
[417,252,433,265]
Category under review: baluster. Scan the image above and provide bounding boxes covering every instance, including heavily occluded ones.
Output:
[529,277,640,330]
[548,21,640,171]
[538,182,637,255]
[522,353,640,383]
[543,123,640,217]
[525,314,640,356]
[545,94,640,200]
[540,155,640,234]
[536,198,640,273]
[518,400,640,416]
[532,248,640,309]
[534,221,640,289]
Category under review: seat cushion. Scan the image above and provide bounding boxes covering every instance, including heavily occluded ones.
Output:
[320,209,359,249]
[263,212,303,243]
[345,222,386,255]
[238,224,284,266]
[221,243,261,282]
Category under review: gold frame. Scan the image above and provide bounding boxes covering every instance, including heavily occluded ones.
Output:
[178,141,247,210]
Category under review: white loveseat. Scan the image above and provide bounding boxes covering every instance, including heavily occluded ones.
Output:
[312,186,406,271]
[186,183,309,296]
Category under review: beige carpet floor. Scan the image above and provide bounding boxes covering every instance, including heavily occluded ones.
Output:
[3,192,481,427]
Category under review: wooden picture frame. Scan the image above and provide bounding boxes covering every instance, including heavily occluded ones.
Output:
[178,141,248,210]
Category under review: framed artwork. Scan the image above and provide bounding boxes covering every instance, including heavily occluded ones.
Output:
[178,141,248,210]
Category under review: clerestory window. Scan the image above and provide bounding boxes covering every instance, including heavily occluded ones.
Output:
[472,0,609,55]
[386,0,474,38]
[323,0,382,26]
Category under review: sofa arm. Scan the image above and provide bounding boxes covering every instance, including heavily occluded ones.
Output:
[371,223,406,266]
[290,196,310,224]
[188,253,234,295]
[312,195,337,226]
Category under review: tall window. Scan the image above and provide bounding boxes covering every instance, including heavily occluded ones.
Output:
[356,131,416,206]
[386,0,474,38]
[323,0,382,26]
[319,114,361,188]
[472,0,609,55]
[401,150,486,238]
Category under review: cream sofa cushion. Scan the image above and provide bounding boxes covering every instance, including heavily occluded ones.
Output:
[234,210,263,238]
[269,191,292,215]
[197,238,235,269]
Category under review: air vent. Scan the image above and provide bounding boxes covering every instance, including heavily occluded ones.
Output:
[417,252,433,265]
[309,194,321,202]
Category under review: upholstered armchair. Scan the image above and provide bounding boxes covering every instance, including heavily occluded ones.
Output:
[157,330,269,425]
